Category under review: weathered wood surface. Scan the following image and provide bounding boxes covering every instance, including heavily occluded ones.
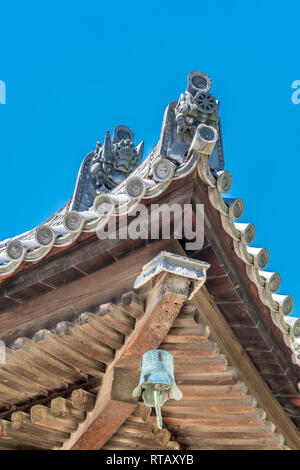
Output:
[51,397,86,422]
[0,327,106,411]
[0,419,62,449]
[71,389,96,412]
[65,368,139,450]
[31,405,80,433]
[0,290,145,414]
[0,239,173,344]
[11,411,69,442]
[0,388,94,450]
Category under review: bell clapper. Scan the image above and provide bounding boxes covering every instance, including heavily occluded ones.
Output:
[154,384,163,430]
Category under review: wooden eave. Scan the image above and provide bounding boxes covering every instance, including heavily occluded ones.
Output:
[0,255,293,450]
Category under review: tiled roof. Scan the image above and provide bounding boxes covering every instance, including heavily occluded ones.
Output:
[0,71,299,436]
[0,144,198,276]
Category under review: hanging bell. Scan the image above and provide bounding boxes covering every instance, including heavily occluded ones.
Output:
[133,350,182,429]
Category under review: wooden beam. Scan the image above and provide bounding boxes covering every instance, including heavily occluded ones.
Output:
[64,368,139,450]
[117,273,190,370]
[11,411,69,443]
[51,397,86,422]
[0,419,61,449]
[31,405,79,433]
[71,389,96,412]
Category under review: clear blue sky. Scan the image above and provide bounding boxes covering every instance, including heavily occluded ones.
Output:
[0,1,299,315]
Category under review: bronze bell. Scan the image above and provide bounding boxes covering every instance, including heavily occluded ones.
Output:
[133,350,182,429]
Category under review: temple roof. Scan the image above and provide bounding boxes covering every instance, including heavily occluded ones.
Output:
[0,72,298,366]
[0,71,300,449]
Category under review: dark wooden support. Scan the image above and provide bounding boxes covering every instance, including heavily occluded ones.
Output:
[0,419,62,449]
[71,389,96,412]
[11,411,69,443]
[31,405,79,433]
[55,321,114,365]
[66,368,139,450]
[78,312,124,350]
[33,329,106,378]
[5,348,67,391]
[116,272,191,370]
[51,397,86,422]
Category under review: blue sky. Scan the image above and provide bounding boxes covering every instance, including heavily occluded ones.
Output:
[0,1,299,315]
